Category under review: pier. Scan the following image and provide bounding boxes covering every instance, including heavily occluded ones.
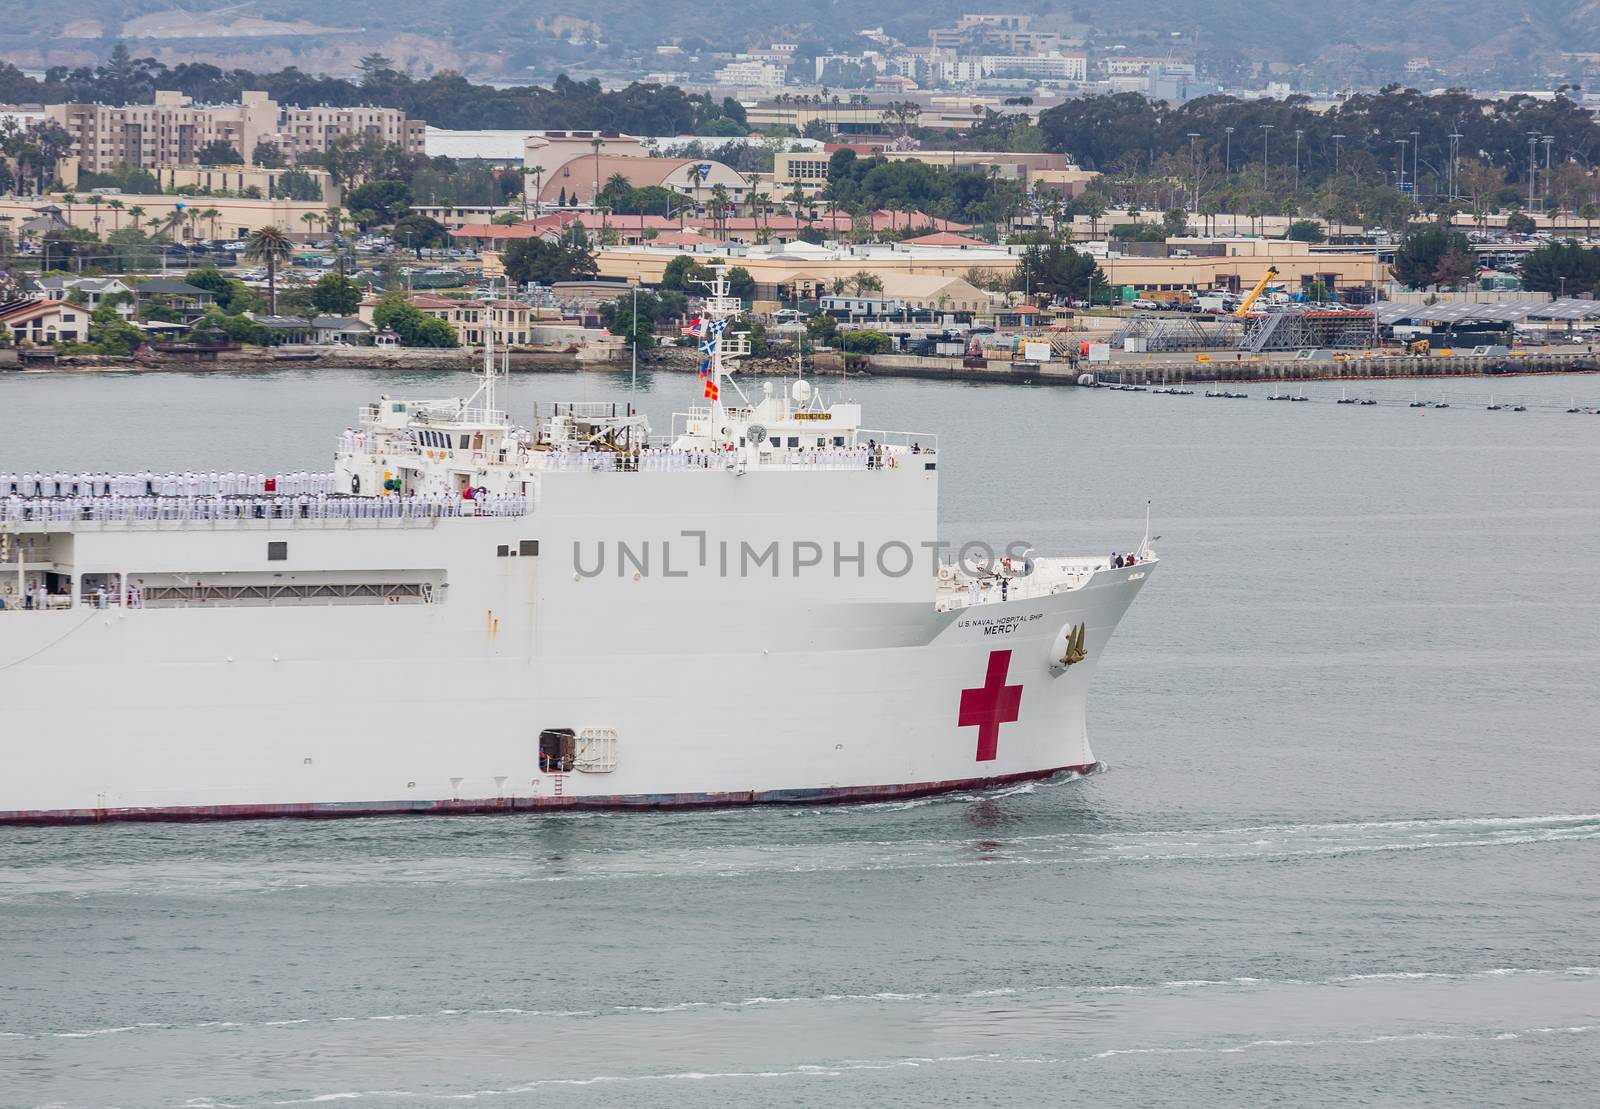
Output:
[849,349,1600,387]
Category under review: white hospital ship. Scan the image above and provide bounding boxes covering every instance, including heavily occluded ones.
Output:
[0,272,1155,823]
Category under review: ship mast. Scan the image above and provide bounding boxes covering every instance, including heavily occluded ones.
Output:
[481,277,498,418]
[698,265,742,441]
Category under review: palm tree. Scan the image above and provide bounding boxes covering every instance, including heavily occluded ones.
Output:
[523,164,545,218]
[1080,195,1106,240]
[325,206,344,241]
[61,192,77,231]
[588,135,605,214]
[302,211,322,240]
[1582,202,1598,242]
[684,163,701,224]
[245,225,293,314]
[107,198,125,231]
[200,208,221,240]
[127,205,146,236]
[87,194,103,238]
[709,184,731,239]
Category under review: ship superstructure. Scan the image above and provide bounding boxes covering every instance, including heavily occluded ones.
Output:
[0,271,1155,822]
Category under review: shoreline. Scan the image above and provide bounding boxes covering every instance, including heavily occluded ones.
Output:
[5,345,1599,385]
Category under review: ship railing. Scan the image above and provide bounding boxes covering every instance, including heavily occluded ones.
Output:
[1,494,531,527]
[537,447,906,473]
[856,429,939,455]
[5,473,341,498]
[932,554,1138,610]
[536,401,639,420]
[360,400,511,427]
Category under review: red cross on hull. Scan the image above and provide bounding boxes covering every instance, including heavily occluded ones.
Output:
[959,649,1023,762]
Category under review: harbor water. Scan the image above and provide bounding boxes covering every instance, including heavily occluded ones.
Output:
[2,367,1598,1107]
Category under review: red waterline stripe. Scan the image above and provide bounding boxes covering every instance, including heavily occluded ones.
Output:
[0,764,1100,826]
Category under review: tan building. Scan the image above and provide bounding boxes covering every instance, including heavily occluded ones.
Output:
[360,295,535,347]
[49,90,424,175]
[772,148,1087,196]
[0,299,92,345]
[1096,239,1379,296]
[3,194,331,241]
[155,164,338,204]
[537,154,750,208]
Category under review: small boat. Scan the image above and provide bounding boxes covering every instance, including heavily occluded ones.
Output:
[1511,403,1527,412]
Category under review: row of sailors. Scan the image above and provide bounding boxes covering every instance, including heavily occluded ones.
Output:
[1,493,530,524]
[2,472,340,499]
[542,446,885,473]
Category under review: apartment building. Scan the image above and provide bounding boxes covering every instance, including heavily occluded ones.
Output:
[48,90,424,175]
[929,14,1062,54]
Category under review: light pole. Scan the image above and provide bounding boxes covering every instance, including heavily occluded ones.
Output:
[1528,132,1540,210]
[1409,130,1419,199]
[1396,139,1408,192]
[1293,129,1303,194]
[1225,126,1234,176]
[1332,133,1344,177]
[1543,135,1554,211]
[1260,124,1273,192]
[1448,132,1462,200]
[1187,132,1200,212]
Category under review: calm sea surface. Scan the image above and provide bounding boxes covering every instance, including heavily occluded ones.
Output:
[2,366,1598,1108]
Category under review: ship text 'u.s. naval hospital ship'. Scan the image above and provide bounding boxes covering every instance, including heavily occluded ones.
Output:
[0,272,1155,824]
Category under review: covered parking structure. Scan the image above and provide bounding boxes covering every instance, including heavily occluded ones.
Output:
[1374,298,1600,344]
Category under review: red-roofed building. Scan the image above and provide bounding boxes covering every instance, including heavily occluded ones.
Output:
[651,229,720,248]
[869,210,972,234]
[899,230,992,248]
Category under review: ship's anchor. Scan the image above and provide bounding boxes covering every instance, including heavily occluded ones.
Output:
[1051,623,1088,672]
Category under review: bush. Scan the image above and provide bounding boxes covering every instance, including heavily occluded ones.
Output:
[1286,219,1326,243]
[839,329,892,355]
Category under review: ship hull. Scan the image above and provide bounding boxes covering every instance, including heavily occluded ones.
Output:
[0,765,1098,824]
[1,472,1151,824]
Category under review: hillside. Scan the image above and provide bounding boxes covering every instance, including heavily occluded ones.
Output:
[0,0,1589,86]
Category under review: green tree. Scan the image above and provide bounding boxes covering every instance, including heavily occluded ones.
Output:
[1013,239,1105,301]
[1285,219,1326,243]
[392,212,449,257]
[371,294,458,347]
[310,272,363,315]
[499,234,598,286]
[345,179,413,226]
[187,265,236,311]
[838,329,892,354]
[804,312,838,344]
[599,289,669,350]
[726,265,756,301]
[244,225,294,313]
[1520,240,1600,294]
[86,304,146,355]
[1506,210,1538,236]
[196,140,242,165]
[660,253,704,291]
[274,167,324,202]
[252,140,286,168]
[1391,224,1473,289]
[847,270,883,296]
